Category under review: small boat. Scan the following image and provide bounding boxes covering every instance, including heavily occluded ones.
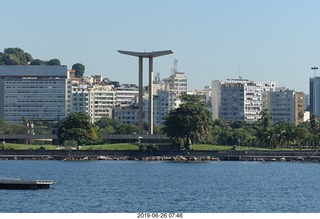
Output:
[0,178,55,190]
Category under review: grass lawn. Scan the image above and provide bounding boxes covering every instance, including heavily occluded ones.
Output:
[2,142,315,151]
[2,143,58,150]
[191,144,233,150]
[191,144,270,150]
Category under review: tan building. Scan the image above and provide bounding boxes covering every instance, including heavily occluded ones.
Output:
[294,92,305,126]
[268,88,305,126]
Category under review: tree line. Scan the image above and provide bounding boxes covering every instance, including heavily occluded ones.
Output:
[56,95,320,149]
[158,95,320,150]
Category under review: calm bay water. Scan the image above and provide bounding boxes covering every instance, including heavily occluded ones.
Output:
[0,160,319,213]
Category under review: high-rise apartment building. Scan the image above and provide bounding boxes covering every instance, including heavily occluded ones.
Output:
[88,84,116,122]
[0,65,67,122]
[66,79,89,116]
[211,78,276,122]
[162,60,187,96]
[268,88,304,126]
[309,77,320,117]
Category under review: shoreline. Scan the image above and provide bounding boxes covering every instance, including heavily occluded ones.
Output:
[0,154,314,162]
[0,149,319,162]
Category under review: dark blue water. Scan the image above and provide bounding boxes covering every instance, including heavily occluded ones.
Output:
[0,160,319,213]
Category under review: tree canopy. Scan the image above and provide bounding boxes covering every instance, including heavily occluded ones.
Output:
[57,112,100,146]
[0,47,61,66]
[162,94,213,150]
[0,48,33,65]
[0,118,28,135]
[30,59,46,65]
[46,58,61,65]
[72,63,85,78]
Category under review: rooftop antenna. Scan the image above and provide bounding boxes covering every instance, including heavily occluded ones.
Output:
[173,59,178,74]
[155,72,161,83]
[238,63,242,79]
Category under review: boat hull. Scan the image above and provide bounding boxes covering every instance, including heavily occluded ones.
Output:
[0,180,55,190]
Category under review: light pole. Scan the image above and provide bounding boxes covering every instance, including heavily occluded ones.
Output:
[312,66,318,115]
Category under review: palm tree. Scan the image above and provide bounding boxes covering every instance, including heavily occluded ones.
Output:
[259,109,272,129]
[257,109,273,147]
[309,114,320,147]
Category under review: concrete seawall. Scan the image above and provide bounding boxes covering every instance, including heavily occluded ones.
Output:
[0,149,319,161]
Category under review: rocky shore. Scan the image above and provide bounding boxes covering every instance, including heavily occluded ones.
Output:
[0,155,221,161]
[0,154,311,162]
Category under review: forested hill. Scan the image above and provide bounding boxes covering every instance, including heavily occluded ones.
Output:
[0,47,85,77]
[0,47,60,66]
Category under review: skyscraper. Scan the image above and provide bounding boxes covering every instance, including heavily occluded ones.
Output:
[309,77,320,117]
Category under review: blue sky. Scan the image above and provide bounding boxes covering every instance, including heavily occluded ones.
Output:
[1,0,320,93]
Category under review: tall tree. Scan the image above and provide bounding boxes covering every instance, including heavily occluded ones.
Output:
[309,114,319,134]
[72,63,85,78]
[162,94,212,150]
[259,109,272,129]
[257,109,274,147]
[95,117,121,130]
[58,112,100,145]
[115,124,138,134]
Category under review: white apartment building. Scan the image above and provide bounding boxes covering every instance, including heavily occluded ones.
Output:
[162,72,187,96]
[65,77,139,123]
[212,78,276,122]
[66,80,89,116]
[88,84,116,122]
[0,65,67,122]
[116,84,139,107]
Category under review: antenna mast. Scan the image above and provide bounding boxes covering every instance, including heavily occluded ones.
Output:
[173,59,178,74]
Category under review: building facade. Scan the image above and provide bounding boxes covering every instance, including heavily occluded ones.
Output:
[114,104,139,124]
[162,72,187,96]
[268,88,304,126]
[152,90,179,125]
[211,78,276,122]
[0,65,67,122]
[309,77,320,117]
[66,79,89,116]
[88,84,116,122]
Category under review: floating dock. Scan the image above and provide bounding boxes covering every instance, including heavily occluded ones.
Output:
[0,179,55,190]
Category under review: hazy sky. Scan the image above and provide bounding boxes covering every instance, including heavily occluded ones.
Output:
[2,0,320,93]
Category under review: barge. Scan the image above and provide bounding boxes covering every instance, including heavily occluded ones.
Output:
[0,179,55,190]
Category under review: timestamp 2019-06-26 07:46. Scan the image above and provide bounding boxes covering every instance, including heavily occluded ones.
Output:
[137,213,183,218]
